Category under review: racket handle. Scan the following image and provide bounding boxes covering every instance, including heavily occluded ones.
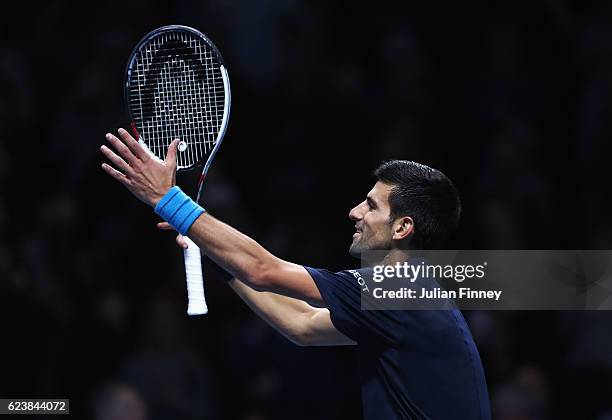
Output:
[183,236,208,315]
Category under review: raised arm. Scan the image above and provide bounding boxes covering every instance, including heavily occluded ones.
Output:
[101,128,325,304]
[185,213,325,304]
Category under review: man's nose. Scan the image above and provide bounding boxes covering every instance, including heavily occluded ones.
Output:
[349,201,365,221]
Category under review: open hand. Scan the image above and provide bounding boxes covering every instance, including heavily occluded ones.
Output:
[101,128,179,207]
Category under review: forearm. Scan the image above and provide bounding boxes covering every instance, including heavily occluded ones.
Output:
[229,278,314,345]
[187,213,322,304]
[229,278,355,347]
[187,213,279,289]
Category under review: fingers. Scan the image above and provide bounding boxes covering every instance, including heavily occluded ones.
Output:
[176,234,189,249]
[100,145,131,174]
[101,163,129,185]
[117,127,148,161]
[157,222,174,230]
[105,132,138,164]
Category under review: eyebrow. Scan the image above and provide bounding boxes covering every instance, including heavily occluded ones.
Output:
[366,196,378,208]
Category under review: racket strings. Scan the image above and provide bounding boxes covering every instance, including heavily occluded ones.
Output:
[127,31,226,168]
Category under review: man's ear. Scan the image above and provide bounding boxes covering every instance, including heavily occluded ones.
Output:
[393,216,414,240]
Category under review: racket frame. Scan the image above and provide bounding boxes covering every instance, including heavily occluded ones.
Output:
[123,24,231,175]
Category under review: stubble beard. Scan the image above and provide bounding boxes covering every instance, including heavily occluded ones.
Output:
[349,234,366,258]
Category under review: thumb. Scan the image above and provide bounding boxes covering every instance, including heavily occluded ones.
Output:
[166,139,180,166]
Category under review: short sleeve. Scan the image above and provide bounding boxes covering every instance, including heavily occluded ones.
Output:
[304,266,404,346]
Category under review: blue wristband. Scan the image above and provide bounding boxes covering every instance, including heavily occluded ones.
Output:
[154,186,206,236]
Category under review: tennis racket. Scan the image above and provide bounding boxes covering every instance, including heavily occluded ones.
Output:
[124,25,231,315]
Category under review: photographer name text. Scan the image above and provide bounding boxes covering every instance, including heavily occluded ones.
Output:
[373,287,503,301]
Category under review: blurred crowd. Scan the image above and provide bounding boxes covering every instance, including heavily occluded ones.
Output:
[2,1,612,419]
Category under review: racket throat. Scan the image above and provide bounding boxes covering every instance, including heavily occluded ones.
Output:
[130,121,140,140]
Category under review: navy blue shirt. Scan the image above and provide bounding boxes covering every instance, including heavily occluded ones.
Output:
[304,266,491,420]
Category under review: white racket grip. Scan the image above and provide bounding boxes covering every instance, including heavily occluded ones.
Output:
[183,236,208,315]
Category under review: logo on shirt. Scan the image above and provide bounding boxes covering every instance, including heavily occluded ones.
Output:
[348,269,369,293]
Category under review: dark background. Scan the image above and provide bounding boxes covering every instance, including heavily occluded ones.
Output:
[2,1,612,419]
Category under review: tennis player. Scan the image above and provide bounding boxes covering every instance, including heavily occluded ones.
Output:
[101,129,491,420]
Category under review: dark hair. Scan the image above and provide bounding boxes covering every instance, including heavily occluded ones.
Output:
[374,160,461,249]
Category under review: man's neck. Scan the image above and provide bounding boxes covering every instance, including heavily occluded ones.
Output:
[382,249,412,266]
[360,248,411,266]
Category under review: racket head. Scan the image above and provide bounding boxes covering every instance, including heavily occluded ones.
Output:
[124,25,231,171]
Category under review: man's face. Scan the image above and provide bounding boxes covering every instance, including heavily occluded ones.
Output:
[348,181,395,257]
